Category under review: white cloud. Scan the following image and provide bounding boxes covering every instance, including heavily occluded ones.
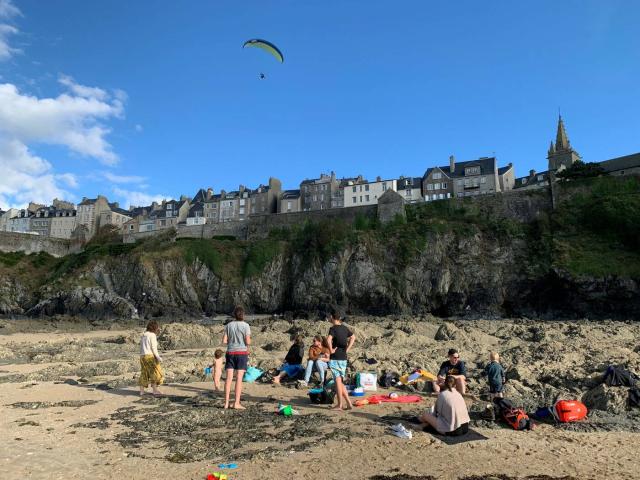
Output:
[0,79,126,208]
[0,81,124,165]
[113,187,168,209]
[59,74,108,101]
[0,0,20,61]
[135,124,143,132]
[102,171,146,184]
[0,138,75,208]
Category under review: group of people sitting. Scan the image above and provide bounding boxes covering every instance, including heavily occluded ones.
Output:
[137,306,507,433]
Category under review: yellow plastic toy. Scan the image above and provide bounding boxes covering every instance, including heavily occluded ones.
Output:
[399,369,436,385]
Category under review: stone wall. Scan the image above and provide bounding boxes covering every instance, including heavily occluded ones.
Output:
[0,231,80,257]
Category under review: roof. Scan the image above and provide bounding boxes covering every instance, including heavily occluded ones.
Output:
[187,203,204,216]
[598,153,640,173]
[397,177,422,189]
[281,189,300,199]
[514,170,550,189]
[498,164,513,176]
[78,198,98,206]
[423,157,498,180]
[104,207,131,217]
[192,189,208,203]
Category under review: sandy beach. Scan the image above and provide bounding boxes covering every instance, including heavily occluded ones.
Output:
[1,316,639,480]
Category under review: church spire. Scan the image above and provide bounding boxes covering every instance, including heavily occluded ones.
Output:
[555,115,570,151]
[548,140,555,156]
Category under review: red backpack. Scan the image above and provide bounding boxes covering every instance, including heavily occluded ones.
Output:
[495,398,534,431]
[554,400,587,423]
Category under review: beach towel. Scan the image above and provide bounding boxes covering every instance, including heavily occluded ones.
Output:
[355,394,422,407]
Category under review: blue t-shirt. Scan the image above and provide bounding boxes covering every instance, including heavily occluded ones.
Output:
[438,360,467,378]
[484,361,505,389]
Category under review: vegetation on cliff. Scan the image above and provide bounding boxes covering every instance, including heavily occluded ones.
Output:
[1,176,638,318]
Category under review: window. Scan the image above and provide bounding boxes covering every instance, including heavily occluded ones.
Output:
[405,190,411,196]
[465,166,480,176]
[239,199,245,206]
[166,204,172,210]
[382,182,387,191]
[481,176,487,184]
[439,193,444,199]
[239,207,245,215]
[433,172,442,180]
[352,186,356,193]
[365,195,370,201]
[434,183,441,190]
[442,182,448,189]
[313,195,317,201]
[360,196,362,202]
[287,201,292,212]
[457,179,463,186]
[427,184,434,191]
[365,184,369,191]
[522,178,528,184]
[352,197,357,203]
[320,194,324,201]
[537,175,544,181]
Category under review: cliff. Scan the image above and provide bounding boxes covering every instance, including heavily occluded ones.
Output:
[1,177,639,320]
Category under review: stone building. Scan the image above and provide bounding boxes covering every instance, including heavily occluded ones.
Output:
[0,208,19,232]
[76,196,111,237]
[186,202,206,225]
[547,115,581,172]
[150,198,190,230]
[279,190,301,213]
[598,153,640,177]
[6,210,33,233]
[300,172,339,211]
[343,176,397,208]
[49,209,77,239]
[396,176,423,203]
[99,207,132,231]
[249,177,282,216]
[423,156,513,200]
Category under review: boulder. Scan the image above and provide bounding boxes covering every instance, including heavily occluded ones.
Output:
[434,323,459,341]
[582,384,629,413]
[157,323,217,350]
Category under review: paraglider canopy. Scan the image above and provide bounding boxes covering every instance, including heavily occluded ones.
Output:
[243,38,284,63]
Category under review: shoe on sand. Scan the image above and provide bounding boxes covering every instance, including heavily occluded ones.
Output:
[391,427,412,439]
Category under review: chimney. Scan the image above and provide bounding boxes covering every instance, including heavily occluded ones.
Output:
[529,169,536,177]
[112,202,119,209]
[206,188,213,199]
[376,176,382,182]
[330,171,336,181]
[449,155,456,174]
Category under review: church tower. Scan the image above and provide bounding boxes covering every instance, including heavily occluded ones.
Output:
[547,115,581,172]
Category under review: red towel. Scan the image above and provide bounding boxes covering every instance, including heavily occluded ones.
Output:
[356,394,422,406]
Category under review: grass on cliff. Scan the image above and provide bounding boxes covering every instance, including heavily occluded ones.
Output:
[548,176,640,277]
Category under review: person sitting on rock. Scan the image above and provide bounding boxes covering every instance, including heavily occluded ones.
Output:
[299,335,330,387]
[138,320,164,397]
[273,335,305,385]
[420,375,471,436]
[432,348,467,395]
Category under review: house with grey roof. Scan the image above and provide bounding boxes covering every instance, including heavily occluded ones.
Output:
[76,195,111,237]
[397,176,423,203]
[0,208,20,232]
[249,177,282,216]
[300,172,339,211]
[186,202,206,226]
[342,176,397,208]
[597,153,640,177]
[423,155,514,201]
[279,190,301,213]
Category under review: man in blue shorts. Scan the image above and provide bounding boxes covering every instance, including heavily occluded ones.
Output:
[326,306,355,411]
[222,306,251,409]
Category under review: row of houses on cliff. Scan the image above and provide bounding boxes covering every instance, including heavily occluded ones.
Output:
[1,116,638,240]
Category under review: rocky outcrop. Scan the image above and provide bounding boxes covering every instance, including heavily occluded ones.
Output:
[1,226,639,320]
[27,287,138,320]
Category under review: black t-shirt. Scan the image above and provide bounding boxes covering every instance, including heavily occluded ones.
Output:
[284,343,304,365]
[328,324,353,361]
[438,360,467,378]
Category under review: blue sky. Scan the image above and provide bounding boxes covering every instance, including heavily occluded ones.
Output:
[1,0,639,208]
